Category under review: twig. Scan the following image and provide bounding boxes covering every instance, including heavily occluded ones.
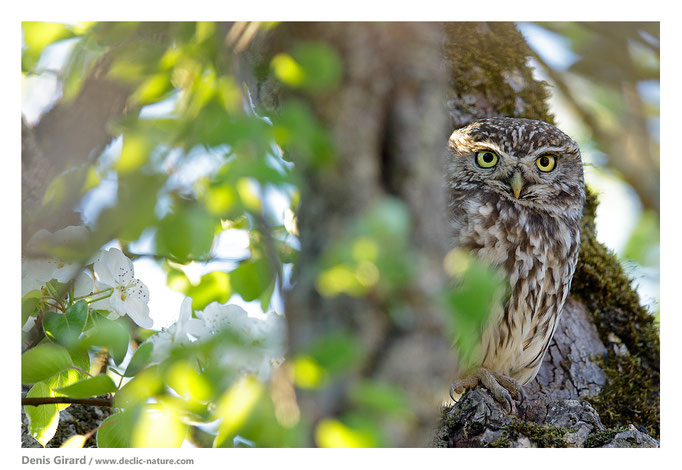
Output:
[22,396,113,407]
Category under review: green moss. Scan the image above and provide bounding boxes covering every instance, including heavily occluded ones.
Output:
[583,426,627,448]
[571,188,660,439]
[488,420,569,448]
[444,22,554,124]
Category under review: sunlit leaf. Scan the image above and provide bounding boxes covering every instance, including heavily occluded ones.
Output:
[187,271,231,310]
[97,407,142,448]
[271,53,305,87]
[54,374,117,398]
[204,185,237,217]
[316,264,365,297]
[114,368,163,408]
[271,43,342,93]
[314,418,376,448]
[292,42,342,92]
[24,382,60,447]
[116,133,151,174]
[214,375,264,447]
[236,178,262,212]
[22,22,75,71]
[47,363,90,411]
[22,343,73,384]
[124,342,154,377]
[131,73,174,106]
[292,355,327,389]
[132,404,187,448]
[166,360,213,402]
[60,434,87,448]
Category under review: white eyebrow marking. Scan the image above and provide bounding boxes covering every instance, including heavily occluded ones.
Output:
[530,146,568,157]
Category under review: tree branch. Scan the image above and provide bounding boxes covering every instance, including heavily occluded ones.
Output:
[22,397,113,407]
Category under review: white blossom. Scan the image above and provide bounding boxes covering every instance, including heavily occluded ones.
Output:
[92,248,152,328]
[147,297,207,363]
[21,258,81,296]
[196,302,285,380]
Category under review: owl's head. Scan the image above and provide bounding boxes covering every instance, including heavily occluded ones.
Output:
[447,117,585,217]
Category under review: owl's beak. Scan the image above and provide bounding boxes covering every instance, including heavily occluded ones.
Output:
[509,171,524,199]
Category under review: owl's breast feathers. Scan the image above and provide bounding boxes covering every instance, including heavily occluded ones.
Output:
[450,191,581,384]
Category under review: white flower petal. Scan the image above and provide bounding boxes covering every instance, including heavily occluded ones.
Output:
[95,248,135,286]
[74,273,95,298]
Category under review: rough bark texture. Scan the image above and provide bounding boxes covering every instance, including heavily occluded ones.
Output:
[21,386,115,448]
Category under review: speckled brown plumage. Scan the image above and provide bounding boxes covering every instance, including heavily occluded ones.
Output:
[447,117,585,404]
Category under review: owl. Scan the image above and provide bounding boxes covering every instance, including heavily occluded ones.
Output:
[446,117,585,409]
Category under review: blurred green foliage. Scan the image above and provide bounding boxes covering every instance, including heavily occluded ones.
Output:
[20,20,510,448]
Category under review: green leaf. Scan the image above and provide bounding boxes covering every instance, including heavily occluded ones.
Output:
[292,42,343,92]
[47,366,90,411]
[43,300,89,349]
[271,42,342,93]
[186,271,232,310]
[156,203,218,263]
[60,434,88,448]
[97,407,141,448]
[132,404,187,447]
[22,22,75,71]
[54,374,118,398]
[114,368,163,408]
[22,343,73,384]
[130,72,174,106]
[22,292,41,326]
[24,382,60,447]
[272,100,335,167]
[82,313,130,365]
[95,172,165,243]
[124,342,154,377]
[230,258,272,302]
[444,254,505,367]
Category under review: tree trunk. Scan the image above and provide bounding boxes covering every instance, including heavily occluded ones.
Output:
[245,22,660,447]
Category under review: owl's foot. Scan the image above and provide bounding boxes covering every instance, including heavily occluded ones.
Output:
[450,368,524,412]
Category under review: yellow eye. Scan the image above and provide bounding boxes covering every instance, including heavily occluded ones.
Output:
[536,154,556,172]
[476,150,498,168]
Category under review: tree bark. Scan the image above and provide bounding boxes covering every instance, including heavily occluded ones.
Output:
[246,22,660,447]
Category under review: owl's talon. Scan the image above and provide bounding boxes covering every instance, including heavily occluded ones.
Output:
[449,374,479,401]
[451,368,524,413]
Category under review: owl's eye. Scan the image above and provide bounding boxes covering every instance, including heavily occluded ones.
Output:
[536,154,556,172]
[475,150,498,168]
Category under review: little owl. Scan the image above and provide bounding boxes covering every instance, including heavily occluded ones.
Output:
[447,117,585,409]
